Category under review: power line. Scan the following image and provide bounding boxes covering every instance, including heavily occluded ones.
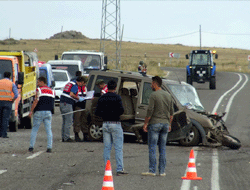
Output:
[123,31,198,41]
[202,31,250,36]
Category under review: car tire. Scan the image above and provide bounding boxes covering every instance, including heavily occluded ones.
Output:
[210,77,216,89]
[179,125,200,146]
[187,76,193,85]
[88,123,103,141]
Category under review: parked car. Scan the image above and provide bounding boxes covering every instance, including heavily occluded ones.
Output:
[47,60,84,78]
[52,69,72,105]
[83,70,241,149]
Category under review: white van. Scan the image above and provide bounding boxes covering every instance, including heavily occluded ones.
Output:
[47,60,84,78]
[58,50,108,76]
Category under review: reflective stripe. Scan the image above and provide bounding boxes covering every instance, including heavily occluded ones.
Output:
[104,170,112,176]
[61,93,75,100]
[187,167,197,172]
[102,181,114,187]
[0,89,12,93]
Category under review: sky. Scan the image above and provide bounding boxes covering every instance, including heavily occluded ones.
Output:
[1,1,250,50]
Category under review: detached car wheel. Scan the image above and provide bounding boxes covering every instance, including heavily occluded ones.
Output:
[88,124,103,141]
[179,125,200,146]
[187,76,193,85]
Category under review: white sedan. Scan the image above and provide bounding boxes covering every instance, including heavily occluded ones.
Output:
[52,69,72,105]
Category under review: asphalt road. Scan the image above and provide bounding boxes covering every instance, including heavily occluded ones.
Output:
[1,67,250,190]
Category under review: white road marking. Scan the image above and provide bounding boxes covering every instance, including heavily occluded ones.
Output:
[223,74,248,121]
[26,151,44,159]
[0,170,7,175]
[180,73,248,190]
[211,149,219,190]
[212,73,242,114]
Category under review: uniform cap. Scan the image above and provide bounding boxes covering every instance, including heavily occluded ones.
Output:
[96,79,105,85]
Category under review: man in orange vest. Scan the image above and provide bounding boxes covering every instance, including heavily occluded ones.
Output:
[0,72,18,138]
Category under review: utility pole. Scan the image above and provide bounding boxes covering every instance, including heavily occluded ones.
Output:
[100,0,121,69]
[9,28,11,39]
[199,25,201,50]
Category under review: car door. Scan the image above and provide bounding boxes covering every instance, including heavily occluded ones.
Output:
[135,80,152,121]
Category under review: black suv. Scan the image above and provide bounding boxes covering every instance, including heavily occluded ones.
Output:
[186,50,218,89]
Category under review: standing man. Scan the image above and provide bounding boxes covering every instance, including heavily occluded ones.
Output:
[95,80,128,176]
[73,76,89,142]
[141,76,174,177]
[0,72,18,138]
[28,76,55,153]
[60,76,86,142]
[95,79,108,96]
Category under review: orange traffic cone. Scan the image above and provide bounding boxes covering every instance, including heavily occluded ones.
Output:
[102,160,114,190]
[181,149,202,180]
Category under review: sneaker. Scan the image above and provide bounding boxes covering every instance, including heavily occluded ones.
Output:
[28,147,34,153]
[63,138,74,142]
[141,172,156,176]
[159,173,166,177]
[116,170,129,176]
[46,148,52,153]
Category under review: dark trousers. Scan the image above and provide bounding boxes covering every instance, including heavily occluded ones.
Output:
[0,101,12,137]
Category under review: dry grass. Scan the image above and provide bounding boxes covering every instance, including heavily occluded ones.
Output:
[1,38,250,75]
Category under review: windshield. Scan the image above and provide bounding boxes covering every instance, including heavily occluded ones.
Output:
[52,72,69,82]
[51,65,78,77]
[168,84,205,111]
[191,53,211,65]
[0,60,13,81]
[62,54,101,69]
[39,69,47,79]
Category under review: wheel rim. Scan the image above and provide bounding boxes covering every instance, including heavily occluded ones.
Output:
[89,124,103,139]
[184,130,195,143]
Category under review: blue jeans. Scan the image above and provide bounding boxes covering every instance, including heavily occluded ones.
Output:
[29,111,53,149]
[103,122,124,172]
[0,101,12,137]
[148,123,169,174]
[60,102,73,141]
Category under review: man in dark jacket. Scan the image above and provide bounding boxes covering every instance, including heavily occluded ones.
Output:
[95,80,128,176]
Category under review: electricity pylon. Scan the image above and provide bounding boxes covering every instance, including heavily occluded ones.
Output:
[100,0,121,69]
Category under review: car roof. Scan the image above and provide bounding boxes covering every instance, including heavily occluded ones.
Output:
[47,60,82,65]
[89,70,183,85]
[52,69,69,73]
[62,50,103,56]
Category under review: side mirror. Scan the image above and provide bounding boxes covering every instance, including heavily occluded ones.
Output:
[185,54,189,59]
[18,72,24,85]
[51,80,55,88]
[104,56,108,65]
[215,54,218,59]
[55,55,58,60]
[214,62,216,66]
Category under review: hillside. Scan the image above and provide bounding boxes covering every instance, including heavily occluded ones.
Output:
[1,37,250,76]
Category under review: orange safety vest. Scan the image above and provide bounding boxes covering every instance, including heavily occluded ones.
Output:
[0,79,14,101]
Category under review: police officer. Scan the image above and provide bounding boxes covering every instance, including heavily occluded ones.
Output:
[60,76,86,142]
[28,76,55,153]
[0,71,18,138]
[138,61,147,76]
[73,76,89,142]
[95,79,108,96]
